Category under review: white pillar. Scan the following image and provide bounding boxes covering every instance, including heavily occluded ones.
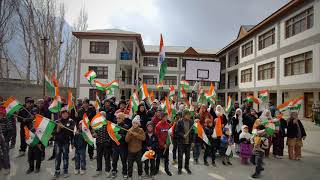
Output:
[277,90,283,106]
[131,67,135,85]
[314,91,319,104]
[225,92,228,107]
[238,91,241,106]
[253,91,258,110]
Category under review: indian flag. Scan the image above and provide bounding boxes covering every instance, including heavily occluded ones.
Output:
[277,99,294,112]
[67,89,74,112]
[81,118,94,146]
[24,126,39,147]
[3,96,23,115]
[156,81,164,89]
[205,83,216,104]
[197,86,206,104]
[34,114,56,147]
[91,112,107,130]
[84,70,97,85]
[179,86,190,107]
[130,92,140,118]
[141,150,156,161]
[166,122,176,145]
[49,95,62,113]
[193,121,211,146]
[94,80,106,91]
[150,91,155,102]
[247,95,262,104]
[107,121,122,145]
[259,90,269,102]
[139,83,149,101]
[106,80,119,90]
[52,74,59,87]
[165,97,171,116]
[169,85,175,101]
[94,91,100,111]
[159,34,167,82]
[45,73,55,95]
[289,96,304,111]
[180,80,190,89]
[225,96,233,113]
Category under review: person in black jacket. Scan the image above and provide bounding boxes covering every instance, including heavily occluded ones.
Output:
[25,125,43,174]
[77,99,96,160]
[100,99,116,123]
[17,98,36,157]
[175,110,195,175]
[243,109,259,133]
[136,103,149,131]
[203,118,217,166]
[286,111,306,160]
[272,111,287,159]
[147,101,158,121]
[111,112,129,179]
[143,121,158,179]
[73,122,87,175]
[52,107,75,179]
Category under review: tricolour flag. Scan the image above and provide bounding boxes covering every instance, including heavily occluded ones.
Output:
[84,70,97,85]
[49,95,62,113]
[45,73,55,96]
[3,96,23,115]
[225,96,233,113]
[82,113,90,126]
[247,95,262,104]
[105,80,119,90]
[165,96,171,117]
[141,150,156,161]
[289,96,304,111]
[94,80,106,91]
[277,99,294,112]
[197,85,206,104]
[159,34,167,82]
[34,114,56,147]
[91,112,107,130]
[150,91,155,102]
[94,91,101,111]
[139,83,149,101]
[180,80,190,89]
[107,121,122,145]
[67,89,74,112]
[52,74,59,87]
[193,121,211,146]
[129,92,140,118]
[169,85,175,101]
[156,81,164,89]
[213,116,223,138]
[205,83,216,104]
[81,118,95,146]
[259,90,269,102]
[166,122,176,145]
[24,126,39,147]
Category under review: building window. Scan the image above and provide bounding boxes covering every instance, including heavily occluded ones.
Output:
[164,76,177,85]
[258,28,275,50]
[258,62,275,80]
[241,68,252,83]
[143,57,158,67]
[89,41,109,54]
[89,89,98,100]
[88,66,108,79]
[241,41,253,57]
[285,51,312,76]
[143,75,157,85]
[165,58,178,67]
[285,7,313,38]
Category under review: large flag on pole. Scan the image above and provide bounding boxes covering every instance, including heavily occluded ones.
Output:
[3,96,23,115]
[34,114,56,147]
[159,34,167,82]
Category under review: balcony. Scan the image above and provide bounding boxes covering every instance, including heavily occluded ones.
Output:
[228,80,238,89]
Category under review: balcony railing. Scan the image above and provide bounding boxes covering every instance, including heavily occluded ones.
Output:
[120,51,133,60]
[228,80,238,89]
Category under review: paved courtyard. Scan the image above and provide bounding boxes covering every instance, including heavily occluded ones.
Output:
[1,120,320,180]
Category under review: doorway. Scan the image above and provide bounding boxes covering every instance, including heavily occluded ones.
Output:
[304,93,313,118]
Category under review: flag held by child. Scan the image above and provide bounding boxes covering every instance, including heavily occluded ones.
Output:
[193,121,211,146]
[24,126,40,147]
[3,96,23,115]
[106,121,122,145]
[141,150,156,161]
[34,114,56,147]
[81,117,95,146]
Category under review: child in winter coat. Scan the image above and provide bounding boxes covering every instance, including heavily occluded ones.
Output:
[125,115,146,179]
[239,125,252,164]
[203,118,217,166]
[73,121,87,175]
[143,121,158,179]
[220,127,232,165]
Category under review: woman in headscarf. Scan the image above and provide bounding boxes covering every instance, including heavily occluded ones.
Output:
[259,109,273,157]
[213,105,228,127]
[198,104,213,127]
[231,108,243,154]
[136,103,149,131]
[287,111,306,160]
[272,111,287,159]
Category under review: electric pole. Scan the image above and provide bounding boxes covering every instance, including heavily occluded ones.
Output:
[41,37,49,97]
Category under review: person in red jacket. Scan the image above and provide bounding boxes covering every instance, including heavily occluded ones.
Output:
[154,112,172,176]
[151,108,162,126]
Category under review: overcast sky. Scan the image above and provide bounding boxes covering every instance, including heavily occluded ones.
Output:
[59,0,289,49]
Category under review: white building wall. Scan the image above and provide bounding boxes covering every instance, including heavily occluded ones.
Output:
[279,43,320,85]
[79,63,116,85]
[280,1,320,48]
[141,56,158,71]
[256,25,279,57]
[239,64,254,89]
[239,38,255,63]
[81,39,118,60]
[255,57,277,87]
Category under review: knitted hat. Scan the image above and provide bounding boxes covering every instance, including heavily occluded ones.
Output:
[146,121,153,128]
[132,115,141,126]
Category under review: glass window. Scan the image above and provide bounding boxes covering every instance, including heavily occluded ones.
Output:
[90,41,109,54]
[241,41,253,57]
[241,68,252,83]
[143,75,157,85]
[285,7,313,38]
[285,51,312,76]
[258,62,275,80]
[258,28,275,50]
[164,76,177,85]
[165,58,178,67]
[88,66,108,79]
[143,57,158,67]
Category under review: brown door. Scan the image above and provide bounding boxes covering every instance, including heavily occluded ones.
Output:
[304,93,313,118]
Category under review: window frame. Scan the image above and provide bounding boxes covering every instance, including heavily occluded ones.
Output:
[240,68,252,83]
[143,57,158,67]
[163,76,177,85]
[258,28,275,50]
[258,62,275,80]
[165,57,178,68]
[241,41,253,58]
[89,41,109,54]
[284,51,312,76]
[88,66,108,79]
[285,7,314,38]
[143,75,157,85]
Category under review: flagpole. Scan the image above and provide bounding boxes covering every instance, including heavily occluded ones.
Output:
[22,106,34,117]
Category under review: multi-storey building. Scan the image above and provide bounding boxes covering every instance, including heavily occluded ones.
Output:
[72,29,217,102]
[73,0,320,118]
[217,0,320,118]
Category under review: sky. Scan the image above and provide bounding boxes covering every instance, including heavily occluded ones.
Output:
[58,0,289,49]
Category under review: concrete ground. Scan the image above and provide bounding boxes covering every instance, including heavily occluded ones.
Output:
[1,120,320,180]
